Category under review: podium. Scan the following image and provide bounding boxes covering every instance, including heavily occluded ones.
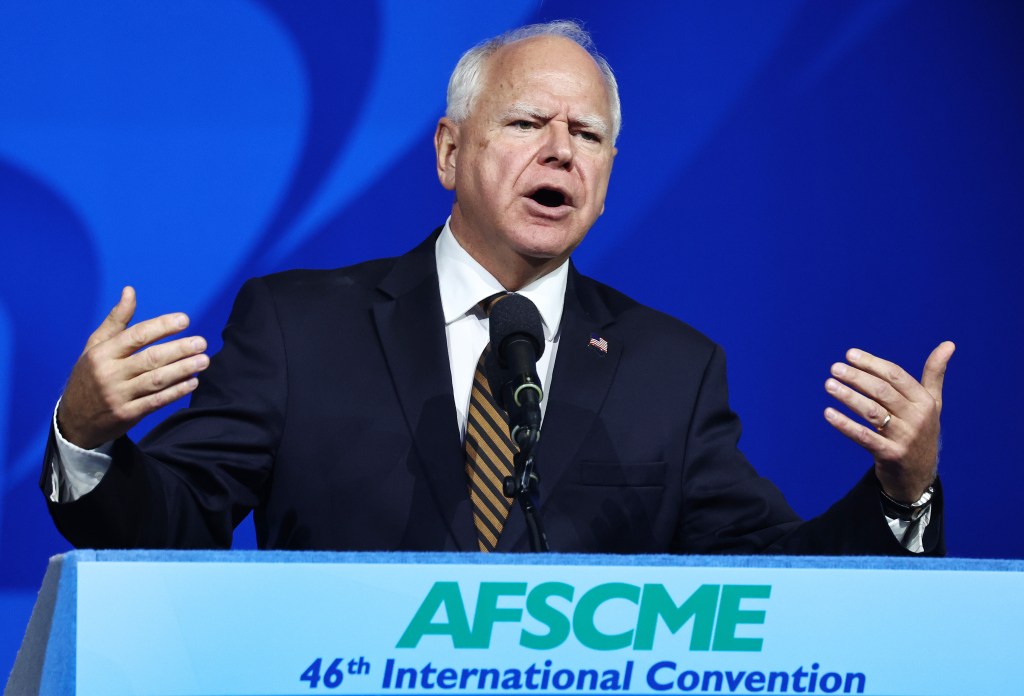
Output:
[7,550,1023,695]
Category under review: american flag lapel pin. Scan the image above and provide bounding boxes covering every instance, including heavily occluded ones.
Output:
[587,333,609,354]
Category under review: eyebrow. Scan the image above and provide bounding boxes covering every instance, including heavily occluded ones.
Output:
[572,114,611,138]
[500,102,610,138]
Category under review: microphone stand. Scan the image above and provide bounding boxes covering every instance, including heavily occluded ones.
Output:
[505,424,549,552]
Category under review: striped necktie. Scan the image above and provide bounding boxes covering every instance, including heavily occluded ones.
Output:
[465,295,517,551]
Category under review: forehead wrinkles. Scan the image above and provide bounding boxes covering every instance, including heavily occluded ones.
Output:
[478,37,611,115]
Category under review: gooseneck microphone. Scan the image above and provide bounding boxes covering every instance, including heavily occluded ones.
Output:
[486,292,549,552]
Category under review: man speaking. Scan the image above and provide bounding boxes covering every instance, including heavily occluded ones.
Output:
[43,21,953,555]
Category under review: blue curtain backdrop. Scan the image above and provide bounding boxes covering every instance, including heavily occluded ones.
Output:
[1,0,1022,675]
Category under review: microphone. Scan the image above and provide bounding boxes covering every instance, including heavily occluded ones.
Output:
[487,292,551,552]
[487,293,545,443]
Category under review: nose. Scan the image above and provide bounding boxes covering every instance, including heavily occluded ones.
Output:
[540,123,574,170]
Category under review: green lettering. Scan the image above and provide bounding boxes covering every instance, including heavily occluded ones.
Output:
[712,584,770,651]
[520,582,574,649]
[468,582,527,648]
[634,584,719,650]
[574,582,640,650]
[396,582,473,648]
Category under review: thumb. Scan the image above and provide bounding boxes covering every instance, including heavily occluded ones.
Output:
[921,340,955,404]
[85,286,137,349]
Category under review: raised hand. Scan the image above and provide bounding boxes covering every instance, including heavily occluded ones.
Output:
[56,286,209,450]
[823,341,955,502]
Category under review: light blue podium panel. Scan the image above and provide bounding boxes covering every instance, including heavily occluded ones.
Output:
[6,551,1023,695]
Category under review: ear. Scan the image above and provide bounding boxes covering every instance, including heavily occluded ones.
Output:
[599,146,617,216]
[435,117,459,191]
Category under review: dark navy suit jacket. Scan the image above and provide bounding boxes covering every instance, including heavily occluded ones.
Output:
[45,233,942,555]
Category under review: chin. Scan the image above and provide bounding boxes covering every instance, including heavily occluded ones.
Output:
[512,240,573,264]
[511,227,585,260]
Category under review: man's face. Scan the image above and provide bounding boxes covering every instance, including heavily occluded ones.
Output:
[436,36,617,287]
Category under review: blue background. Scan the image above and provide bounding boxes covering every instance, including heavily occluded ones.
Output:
[2,0,1022,677]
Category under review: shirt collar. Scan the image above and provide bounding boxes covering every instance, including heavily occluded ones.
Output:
[435,218,568,341]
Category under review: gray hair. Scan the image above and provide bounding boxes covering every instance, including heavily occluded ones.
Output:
[445,20,622,143]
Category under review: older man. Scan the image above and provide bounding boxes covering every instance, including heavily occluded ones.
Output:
[45,21,952,554]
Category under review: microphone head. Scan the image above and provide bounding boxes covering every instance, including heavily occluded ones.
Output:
[488,293,545,365]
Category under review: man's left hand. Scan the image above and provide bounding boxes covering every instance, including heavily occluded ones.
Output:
[824,341,955,502]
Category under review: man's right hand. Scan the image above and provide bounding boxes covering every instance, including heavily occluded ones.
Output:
[57,286,210,450]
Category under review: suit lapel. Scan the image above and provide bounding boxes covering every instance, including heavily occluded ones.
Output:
[497,267,622,551]
[372,234,478,551]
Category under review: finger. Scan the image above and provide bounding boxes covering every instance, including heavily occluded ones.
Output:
[116,376,202,428]
[920,340,955,403]
[85,286,137,350]
[123,335,207,380]
[106,312,191,359]
[823,406,897,460]
[824,377,893,431]
[830,361,909,414]
[124,352,210,401]
[844,348,927,403]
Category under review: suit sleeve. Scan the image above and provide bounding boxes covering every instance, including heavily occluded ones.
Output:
[42,277,287,548]
[674,343,944,556]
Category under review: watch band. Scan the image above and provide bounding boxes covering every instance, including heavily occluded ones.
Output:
[880,485,934,522]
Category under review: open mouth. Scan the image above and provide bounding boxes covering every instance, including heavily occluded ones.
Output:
[528,188,568,208]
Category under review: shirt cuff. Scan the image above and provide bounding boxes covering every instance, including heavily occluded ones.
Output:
[886,505,930,553]
[49,400,113,502]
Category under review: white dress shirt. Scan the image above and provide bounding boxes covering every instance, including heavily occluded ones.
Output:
[435,220,567,439]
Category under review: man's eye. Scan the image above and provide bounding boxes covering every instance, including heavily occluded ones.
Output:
[513,120,535,130]
[576,131,600,143]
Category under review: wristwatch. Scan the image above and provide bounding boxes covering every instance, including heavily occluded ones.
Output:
[880,485,934,522]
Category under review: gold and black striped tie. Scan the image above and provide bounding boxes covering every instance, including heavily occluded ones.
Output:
[465,298,517,551]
